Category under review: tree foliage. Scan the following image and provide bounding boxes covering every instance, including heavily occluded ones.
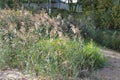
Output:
[79,0,120,29]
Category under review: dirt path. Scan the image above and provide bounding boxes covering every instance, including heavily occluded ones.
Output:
[0,69,37,80]
[93,48,120,80]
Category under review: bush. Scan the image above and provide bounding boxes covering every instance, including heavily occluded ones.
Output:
[78,17,120,51]
[80,22,120,51]
[95,30,120,51]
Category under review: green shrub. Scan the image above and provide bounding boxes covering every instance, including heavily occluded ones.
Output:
[94,30,120,51]
[79,18,120,51]
[83,42,105,69]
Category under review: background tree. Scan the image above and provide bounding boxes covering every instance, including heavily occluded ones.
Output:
[80,0,120,29]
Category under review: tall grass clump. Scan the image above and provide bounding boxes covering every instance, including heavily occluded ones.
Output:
[0,9,105,79]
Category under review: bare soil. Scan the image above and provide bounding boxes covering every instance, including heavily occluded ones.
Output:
[92,48,120,80]
[0,69,37,80]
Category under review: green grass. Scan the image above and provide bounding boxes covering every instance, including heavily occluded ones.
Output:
[0,38,105,79]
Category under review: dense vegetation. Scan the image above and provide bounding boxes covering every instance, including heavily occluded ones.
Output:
[51,8,120,51]
[0,0,120,79]
[79,0,120,51]
[67,0,120,51]
[0,10,105,79]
